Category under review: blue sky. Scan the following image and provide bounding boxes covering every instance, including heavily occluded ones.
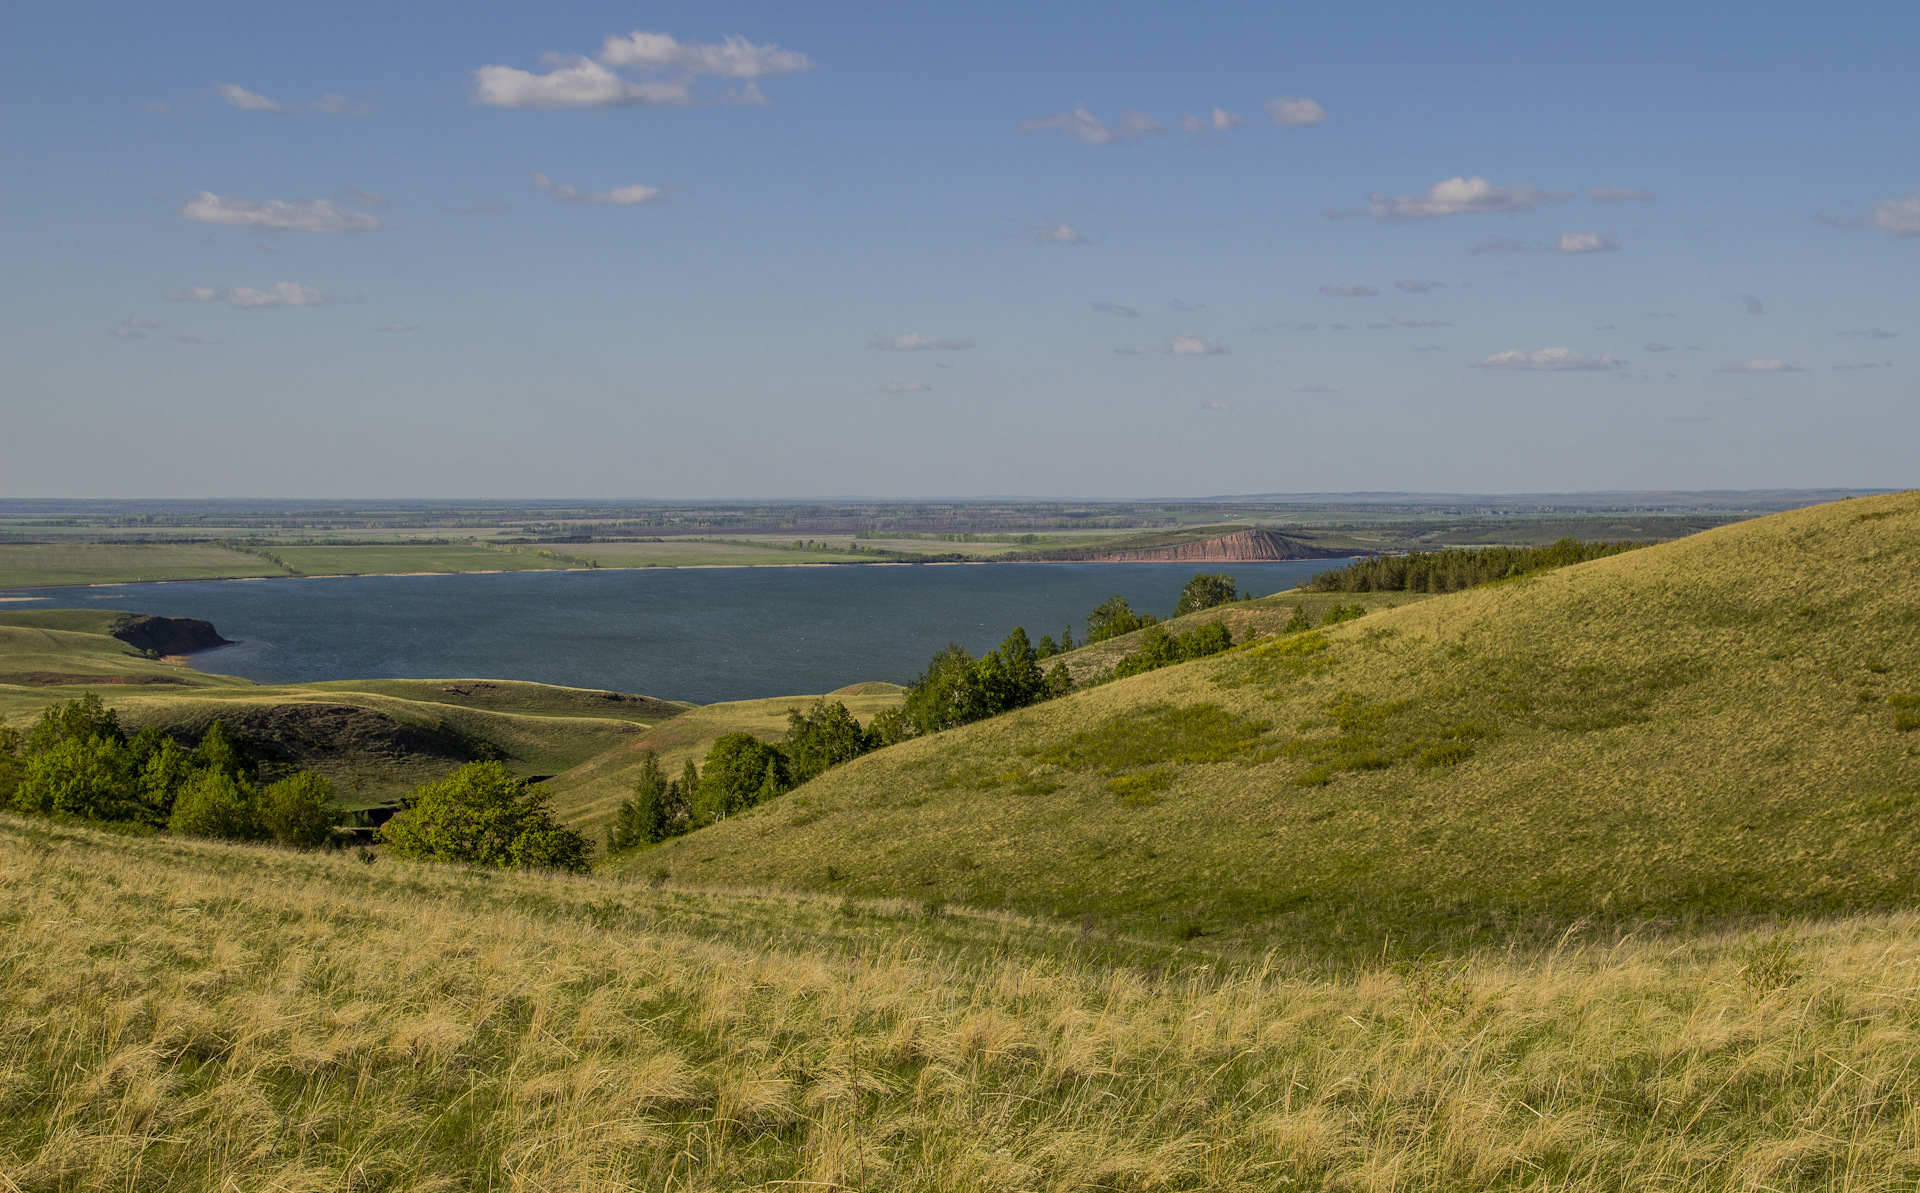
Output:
[2,0,1914,498]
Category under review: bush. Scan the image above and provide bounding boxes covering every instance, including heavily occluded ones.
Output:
[261,771,340,847]
[1173,572,1242,616]
[1085,596,1157,645]
[901,628,1054,735]
[786,699,870,784]
[379,761,589,872]
[167,767,266,841]
[14,735,139,822]
[1322,603,1366,627]
[25,691,123,755]
[864,706,912,749]
[607,750,671,852]
[0,725,22,808]
[1110,620,1236,681]
[694,733,789,822]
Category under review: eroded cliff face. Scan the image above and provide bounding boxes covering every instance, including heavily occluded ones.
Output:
[109,615,233,656]
[1072,529,1348,563]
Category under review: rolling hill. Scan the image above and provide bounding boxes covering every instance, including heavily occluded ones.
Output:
[618,491,1920,958]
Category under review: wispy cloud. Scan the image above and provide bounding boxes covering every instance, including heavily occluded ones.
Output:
[1840,328,1898,339]
[1019,106,1164,144]
[110,316,162,339]
[1474,347,1618,371]
[1589,187,1656,202]
[141,101,174,115]
[1643,342,1673,352]
[879,381,930,394]
[1091,302,1138,317]
[1297,385,1338,393]
[871,333,972,351]
[1350,176,1572,223]
[1396,280,1445,293]
[1720,359,1801,373]
[1833,361,1894,371]
[1034,220,1086,244]
[1319,283,1378,297]
[1199,401,1233,411]
[341,186,389,208]
[175,193,385,232]
[1868,190,1920,238]
[1181,108,1245,132]
[1558,231,1618,253]
[217,83,369,116]
[1264,96,1326,126]
[1738,295,1767,315]
[530,171,665,205]
[376,323,416,332]
[1168,334,1229,355]
[1390,317,1450,328]
[473,31,809,111]
[1167,298,1202,312]
[165,281,329,308]
[1471,237,1533,254]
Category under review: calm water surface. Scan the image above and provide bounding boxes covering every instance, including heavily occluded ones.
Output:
[8,561,1348,705]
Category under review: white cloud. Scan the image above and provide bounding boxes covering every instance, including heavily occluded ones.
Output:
[1091,302,1138,317]
[1019,106,1164,144]
[1643,342,1672,352]
[217,83,368,116]
[1168,334,1229,355]
[1589,187,1656,202]
[1471,236,1533,254]
[1034,220,1085,244]
[1359,176,1572,222]
[175,193,385,232]
[1265,96,1326,126]
[872,333,972,351]
[166,281,329,308]
[110,316,161,339]
[342,186,389,208]
[376,323,417,332]
[598,31,813,78]
[530,171,665,206]
[1319,283,1378,297]
[1558,231,1618,253]
[879,381,930,394]
[1474,347,1618,371]
[1719,359,1801,373]
[1182,108,1245,132]
[1868,190,1920,238]
[1200,401,1232,411]
[473,59,692,110]
[1396,280,1445,293]
[1840,328,1898,339]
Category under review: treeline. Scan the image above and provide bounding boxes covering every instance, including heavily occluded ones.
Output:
[854,531,1049,544]
[0,694,339,847]
[1303,539,1649,593]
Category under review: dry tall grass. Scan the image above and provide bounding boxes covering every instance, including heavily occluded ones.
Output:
[6,815,1919,1191]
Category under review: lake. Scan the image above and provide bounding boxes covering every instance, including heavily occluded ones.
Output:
[7,560,1349,704]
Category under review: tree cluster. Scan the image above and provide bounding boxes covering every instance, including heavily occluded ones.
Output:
[900,628,1072,735]
[378,760,590,872]
[0,693,340,848]
[1109,620,1237,681]
[1304,539,1647,593]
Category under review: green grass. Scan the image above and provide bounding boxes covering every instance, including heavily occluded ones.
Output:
[619,492,1920,960]
[0,542,280,588]
[264,542,577,576]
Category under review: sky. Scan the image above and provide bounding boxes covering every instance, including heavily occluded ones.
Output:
[1,0,1915,499]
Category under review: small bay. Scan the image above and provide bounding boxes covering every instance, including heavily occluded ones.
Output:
[9,560,1347,704]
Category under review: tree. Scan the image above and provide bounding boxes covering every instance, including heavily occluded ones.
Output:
[167,767,265,841]
[1085,596,1156,645]
[14,735,138,821]
[0,725,24,809]
[379,761,589,872]
[26,692,123,755]
[606,750,670,853]
[694,733,788,821]
[135,735,195,821]
[260,771,339,848]
[864,706,912,749]
[192,720,251,780]
[901,628,1057,736]
[1174,572,1242,616]
[786,699,870,784]
[1281,606,1314,634]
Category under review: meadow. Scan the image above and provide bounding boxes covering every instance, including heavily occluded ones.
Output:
[0,543,280,589]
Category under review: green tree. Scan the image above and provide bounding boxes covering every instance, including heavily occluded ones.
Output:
[786,699,870,784]
[1322,603,1365,627]
[0,725,23,809]
[167,767,265,841]
[14,735,138,821]
[1281,605,1314,634]
[135,735,195,821]
[606,750,670,852]
[378,761,589,872]
[864,706,912,749]
[1174,572,1242,616]
[1085,597,1157,645]
[260,771,339,848]
[192,720,251,780]
[694,733,788,821]
[26,692,123,755]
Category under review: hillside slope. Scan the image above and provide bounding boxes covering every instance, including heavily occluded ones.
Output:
[626,492,1920,956]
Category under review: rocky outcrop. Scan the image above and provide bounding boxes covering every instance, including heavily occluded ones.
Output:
[1035,529,1350,564]
[109,615,232,656]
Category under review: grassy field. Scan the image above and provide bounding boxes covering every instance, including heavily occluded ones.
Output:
[621,491,1920,960]
[544,689,909,832]
[263,542,577,576]
[0,542,280,588]
[7,813,1920,1190]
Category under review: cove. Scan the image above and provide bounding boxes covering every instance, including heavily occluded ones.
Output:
[8,560,1349,705]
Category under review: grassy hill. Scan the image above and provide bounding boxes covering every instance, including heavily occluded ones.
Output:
[617,492,1920,958]
[7,812,1920,1189]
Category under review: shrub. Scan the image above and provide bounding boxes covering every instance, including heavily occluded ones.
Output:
[786,699,870,784]
[902,628,1053,736]
[260,771,340,848]
[191,719,252,780]
[167,768,266,841]
[1322,603,1366,627]
[694,733,789,822]
[864,706,913,748]
[1085,596,1157,645]
[607,750,671,852]
[1173,572,1242,616]
[1281,606,1314,634]
[25,692,123,755]
[379,761,589,872]
[0,725,21,808]
[15,735,139,822]
[1110,620,1236,681]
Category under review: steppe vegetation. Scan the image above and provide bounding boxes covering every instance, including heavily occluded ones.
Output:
[1307,538,1647,593]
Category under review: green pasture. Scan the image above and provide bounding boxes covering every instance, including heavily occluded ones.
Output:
[0,542,278,589]
[264,542,574,576]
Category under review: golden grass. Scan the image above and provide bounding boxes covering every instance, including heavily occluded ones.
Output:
[625,493,1920,956]
[6,814,1920,1190]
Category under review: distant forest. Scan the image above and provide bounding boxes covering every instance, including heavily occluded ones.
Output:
[1304,539,1648,593]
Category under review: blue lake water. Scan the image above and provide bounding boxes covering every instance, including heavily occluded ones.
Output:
[6,561,1348,705]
